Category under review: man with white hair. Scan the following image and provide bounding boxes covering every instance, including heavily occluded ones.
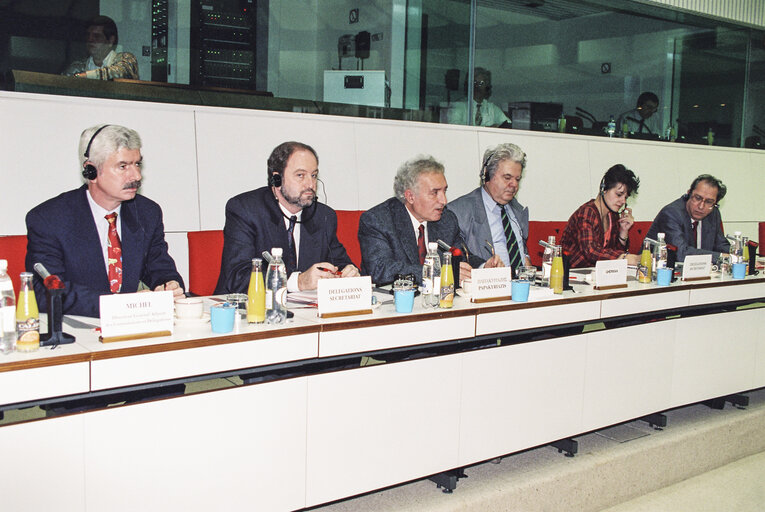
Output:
[25,124,183,318]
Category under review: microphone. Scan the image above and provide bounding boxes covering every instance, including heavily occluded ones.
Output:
[261,251,273,264]
[436,239,463,257]
[33,262,65,290]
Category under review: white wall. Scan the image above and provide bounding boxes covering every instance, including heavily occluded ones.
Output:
[1,91,763,285]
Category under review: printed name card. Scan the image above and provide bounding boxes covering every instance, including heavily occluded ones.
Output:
[470,267,512,303]
[318,276,373,318]
[594,259,628,290]
[682,254,712,281]
[99,290,174,343]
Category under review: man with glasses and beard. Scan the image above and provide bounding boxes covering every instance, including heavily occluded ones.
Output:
[216,141,358,294]
[25,124,184,318]
[645,174,730,261]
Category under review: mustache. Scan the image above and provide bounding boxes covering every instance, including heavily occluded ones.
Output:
[123,181,141,190]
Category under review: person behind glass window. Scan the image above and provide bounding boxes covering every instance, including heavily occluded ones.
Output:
[561,164,642,268]
[447,68,511,128]
[64,15,138,80]
[617,92,660,136]
[645,174,730,261]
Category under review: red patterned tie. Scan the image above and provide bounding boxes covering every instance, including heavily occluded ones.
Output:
[417,224,426,265]
[105,213,122,293]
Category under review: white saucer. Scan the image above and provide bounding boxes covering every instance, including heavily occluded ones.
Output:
[175,312,210,325]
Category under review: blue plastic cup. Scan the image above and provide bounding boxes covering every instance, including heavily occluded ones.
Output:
[656,267,672,286]
[210,303,236,333]
[732,262,747,280]
[394,289,415,313]
[511,280,530,302]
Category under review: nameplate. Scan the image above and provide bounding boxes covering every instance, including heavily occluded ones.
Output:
[99,291,174,342]
[318,276,373,318]
[594,259,628,290]
[470,267,512,302]
[682,254,712,281]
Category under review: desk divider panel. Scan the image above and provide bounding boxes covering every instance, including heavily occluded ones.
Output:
[476,300,601,336]
[0,362,90,405]
[600,289,689,318]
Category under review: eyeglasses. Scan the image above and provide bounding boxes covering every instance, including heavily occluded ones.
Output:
[689,193,716,209]
[473,80,489,87]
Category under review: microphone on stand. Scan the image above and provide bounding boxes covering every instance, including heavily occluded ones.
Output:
[33,263,65,290]
[436,239,463,257]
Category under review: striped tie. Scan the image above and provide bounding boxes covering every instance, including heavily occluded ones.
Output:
[499,203,521,271]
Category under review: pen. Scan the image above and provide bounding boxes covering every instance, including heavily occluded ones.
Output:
[317,266,342,275]
[485,239,495,256]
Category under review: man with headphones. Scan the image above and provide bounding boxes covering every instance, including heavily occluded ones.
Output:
[25,124,184,318]
[445,68,512,127]
[215,141,358,295]
[64,15,139,80]
[645,174,730,261]
[449,143,528,274]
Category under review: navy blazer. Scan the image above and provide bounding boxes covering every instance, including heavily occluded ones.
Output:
[358,197,481,286]
[215,186,352,294]
[645,196,730,261]
[25,185,184,318]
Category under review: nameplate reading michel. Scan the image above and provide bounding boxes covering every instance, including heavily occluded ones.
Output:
[595,259,628,290]
[471,267,512,302]
[318,276,373,317]
[99,290,174,342]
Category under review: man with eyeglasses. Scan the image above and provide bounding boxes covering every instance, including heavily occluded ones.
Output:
[645,174,730,261]
[617,92,660,137]
[446,68,511,128]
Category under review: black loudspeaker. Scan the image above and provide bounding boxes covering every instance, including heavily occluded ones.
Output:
[355,31,370,59]
[82,125,110,180]
[269,172,282,188]
[444,69,460,92]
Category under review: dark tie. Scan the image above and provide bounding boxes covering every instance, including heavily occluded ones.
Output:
[691,220,699,249]
[499,203,521,271]
[105,213,122,293]
[638,118,645,133]
[475,102,483,126]
[286,215,297,269]
[417,224,426,265]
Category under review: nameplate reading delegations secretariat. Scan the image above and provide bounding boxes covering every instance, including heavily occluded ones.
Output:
[682,254,712,281]
[318,276,373,318]
[99,290,174,343]
[470,267,512,302]
[594,259,628,290]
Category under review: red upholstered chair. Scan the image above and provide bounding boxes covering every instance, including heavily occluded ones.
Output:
[629,221,653,255]
[0,235,28,294]
[187,230,224,296]
[526,222,568,267]
[335,210,363,268]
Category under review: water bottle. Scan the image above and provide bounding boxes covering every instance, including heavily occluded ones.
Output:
[265,247,288,324]
[729,232,743,265]
[654,233,668,280]
[606,115,616,138]
[421,242,440,307]
[0,260,16,354]
[541,235,555,287]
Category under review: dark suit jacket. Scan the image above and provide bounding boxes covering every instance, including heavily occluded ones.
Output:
[25,185,183,318]
[645,196,730,261]
[448,187,529,264]
[215,186,352,294]
[358,197,481,286]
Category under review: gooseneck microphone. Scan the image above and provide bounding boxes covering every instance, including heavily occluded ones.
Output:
[33,263,65,290]
[436,239,463,257]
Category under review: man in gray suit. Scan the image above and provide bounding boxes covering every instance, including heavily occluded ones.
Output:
[358,155,487,286]
[645,174,730,261]
[449,143,531,275]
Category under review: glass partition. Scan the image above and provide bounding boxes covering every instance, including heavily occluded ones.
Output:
[0,0,762,148]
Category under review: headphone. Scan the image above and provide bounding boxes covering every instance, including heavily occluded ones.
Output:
[479,151,495,184]
[82,125,110,180]
[269,171,282,188]
[599,176,606,194]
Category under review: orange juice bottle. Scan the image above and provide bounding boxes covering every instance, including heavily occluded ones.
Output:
[247,258,266,323]
[16,272,39,352]
[638,241,652,283]
[550,245,564,294]
[439,252,454,308]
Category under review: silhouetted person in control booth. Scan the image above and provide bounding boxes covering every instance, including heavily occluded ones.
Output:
[25,124,184,318]
[617,91,660,136]
[446,68,511,127]
[64,15,138,80]
[645,174,730,262]
[215,141,358,294]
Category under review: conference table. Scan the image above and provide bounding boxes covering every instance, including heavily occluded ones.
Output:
[1,272,764,512]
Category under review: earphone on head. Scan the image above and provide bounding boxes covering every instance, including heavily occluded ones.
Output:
[599,176,606,195]
[479,151,495,184]
[269,172,282,188]
[82,125,110,180]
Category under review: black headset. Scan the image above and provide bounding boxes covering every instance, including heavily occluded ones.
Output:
[82,125,110,180]
[269,171,282,188]
[479,151,495,184]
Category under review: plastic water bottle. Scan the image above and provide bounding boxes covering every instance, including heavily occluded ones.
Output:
[541,235,555,287]
[607,115,616,138]
[265,247,288,324]
[654,233,668,280]
[0,260,16,354]
[421,242,441,307]
[729,232,743,264]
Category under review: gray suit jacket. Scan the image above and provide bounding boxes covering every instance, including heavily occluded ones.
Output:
[358,197,481,286]
[448,187,529,264]
[645,196,730,261]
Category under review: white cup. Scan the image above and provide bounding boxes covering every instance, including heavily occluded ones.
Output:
[461,278,473,295]
[175,297,204,319]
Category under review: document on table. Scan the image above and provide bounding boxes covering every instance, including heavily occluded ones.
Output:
[287,290,318,308]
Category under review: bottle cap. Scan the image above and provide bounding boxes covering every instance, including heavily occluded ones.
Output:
[428,242,438,250]
[0,259,6,271]
[271,247,283,257]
